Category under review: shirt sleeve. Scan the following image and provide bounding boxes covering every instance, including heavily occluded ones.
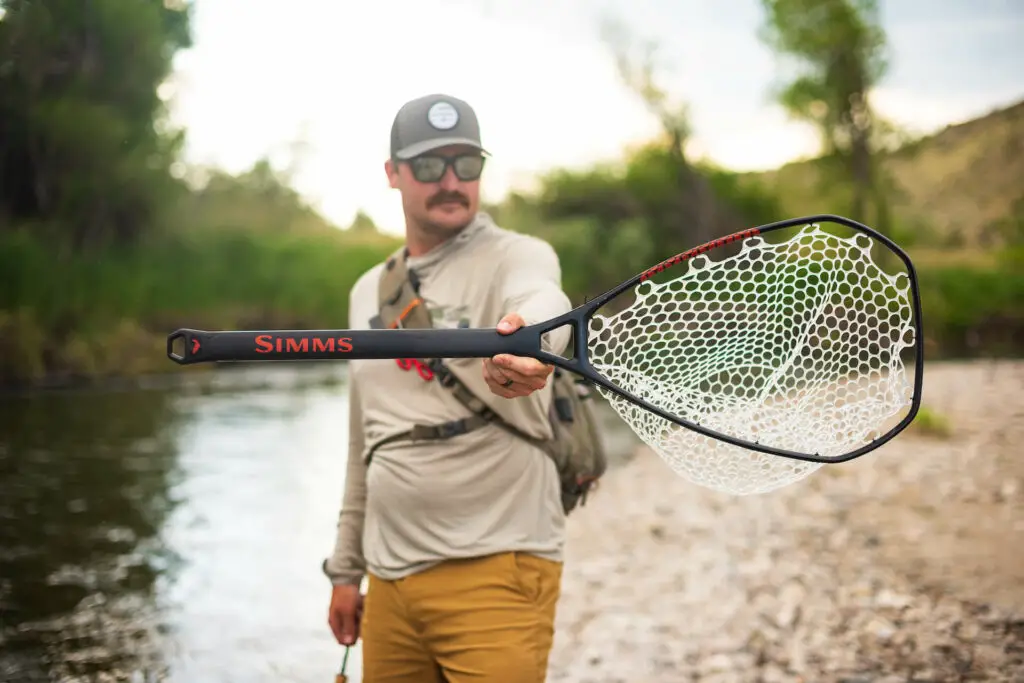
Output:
[322,373,368,586]
[322,289,370,586]
[498,235,573,355]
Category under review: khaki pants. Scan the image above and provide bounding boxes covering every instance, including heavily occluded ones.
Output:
[361,551,563,682]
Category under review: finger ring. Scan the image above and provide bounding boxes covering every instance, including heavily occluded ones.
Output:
[502,378,514,388]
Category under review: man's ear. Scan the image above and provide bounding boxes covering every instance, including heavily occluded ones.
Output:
[385,159,400,189]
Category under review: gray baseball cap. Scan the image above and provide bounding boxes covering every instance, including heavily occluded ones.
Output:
[390,93,488,160]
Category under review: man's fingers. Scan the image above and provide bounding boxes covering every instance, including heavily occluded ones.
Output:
[484,357,547,389]
[483,363,547,399]
[328,586,363,646]
[482,359,519,393]
[328,611,346,645]
[500,366,547,390]
[492,354,552,380]
[327,607,357,645]
[340,609,358,645]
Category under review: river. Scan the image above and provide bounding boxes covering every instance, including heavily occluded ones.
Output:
[0,363,639,683]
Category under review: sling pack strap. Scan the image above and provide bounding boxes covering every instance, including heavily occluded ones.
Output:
[370,247,433,331]
[362,413,493,466]
[362,248,549,466]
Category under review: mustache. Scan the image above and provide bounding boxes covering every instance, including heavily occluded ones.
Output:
[427,191,469,208]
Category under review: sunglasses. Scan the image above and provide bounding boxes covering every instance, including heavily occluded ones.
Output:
[406,153,485,183]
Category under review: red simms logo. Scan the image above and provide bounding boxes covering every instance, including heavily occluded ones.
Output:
[254,335,354,354]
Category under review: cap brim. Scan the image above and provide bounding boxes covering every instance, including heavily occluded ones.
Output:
[393,137,488,159]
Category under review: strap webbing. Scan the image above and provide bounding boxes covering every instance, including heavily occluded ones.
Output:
[361,249,549,465]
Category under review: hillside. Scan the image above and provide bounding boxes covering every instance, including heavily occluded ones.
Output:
[745,97,1024,245]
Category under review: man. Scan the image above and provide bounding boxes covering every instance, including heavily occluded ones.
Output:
[323,93,574,683]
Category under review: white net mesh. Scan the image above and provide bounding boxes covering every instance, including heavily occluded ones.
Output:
[587,223,917,495]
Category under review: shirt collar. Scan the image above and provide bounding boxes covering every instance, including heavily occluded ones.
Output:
[405,211,494,279]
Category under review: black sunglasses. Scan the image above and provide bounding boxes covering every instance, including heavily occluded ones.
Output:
[406,153,485,183]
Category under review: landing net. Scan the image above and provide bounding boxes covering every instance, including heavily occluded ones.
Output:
[587,223,916,495]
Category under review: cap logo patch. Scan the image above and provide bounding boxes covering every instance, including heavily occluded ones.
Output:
[427,101,459,130]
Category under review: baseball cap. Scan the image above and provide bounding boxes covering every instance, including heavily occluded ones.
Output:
[390,93,488,160]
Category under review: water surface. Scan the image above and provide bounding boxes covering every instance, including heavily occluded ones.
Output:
[1,364,363,682]
[0,363,637,682]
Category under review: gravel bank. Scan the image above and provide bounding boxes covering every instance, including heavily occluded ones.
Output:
[548,360,1024,683]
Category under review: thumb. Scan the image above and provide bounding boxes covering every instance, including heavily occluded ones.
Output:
[497,313,525,335]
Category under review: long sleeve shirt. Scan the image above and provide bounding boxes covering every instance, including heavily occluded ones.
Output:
[323,212,573,585]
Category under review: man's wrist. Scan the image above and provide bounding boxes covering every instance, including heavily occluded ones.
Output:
[322,558,364,586]
[330,575,364,587]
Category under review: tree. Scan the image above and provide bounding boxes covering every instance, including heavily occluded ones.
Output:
[598,15,707,245]
[0,0,192,249]
[348,210,379,234]
[598,15,749,247]
[182,158,342,236]
[758,0,892,229]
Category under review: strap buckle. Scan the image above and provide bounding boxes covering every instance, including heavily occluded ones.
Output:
[427,359,457,387]
[436,419,468,438]
[410,419,469,441]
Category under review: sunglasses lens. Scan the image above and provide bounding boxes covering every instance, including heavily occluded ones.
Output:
[453,155,484,180]
[410,156,446,182]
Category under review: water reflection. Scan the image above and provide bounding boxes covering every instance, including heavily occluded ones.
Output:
[0,364,362,682]
[0,379,183,682]
[158,364,361,682]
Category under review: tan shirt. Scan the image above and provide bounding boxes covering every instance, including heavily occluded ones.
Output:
[324,213,573,584]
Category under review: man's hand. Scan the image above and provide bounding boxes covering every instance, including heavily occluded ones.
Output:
[483,313,554,398]
[328,583,364,646]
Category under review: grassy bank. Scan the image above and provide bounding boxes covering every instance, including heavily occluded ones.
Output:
[2,227,1021,388]
[0,228,401,386]
[914,249,1024,357]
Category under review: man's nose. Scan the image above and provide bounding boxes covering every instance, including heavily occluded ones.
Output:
[438,166,460,190]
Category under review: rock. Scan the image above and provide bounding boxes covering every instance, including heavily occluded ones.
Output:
[698,653,737,674]
[994,478,1019,503]
[774,582,806,629]
[758,664,791,683]
[875,588,914,609]
[956,620,982,641]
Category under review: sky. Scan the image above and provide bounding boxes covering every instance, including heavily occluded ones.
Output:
[166,0,1024,236]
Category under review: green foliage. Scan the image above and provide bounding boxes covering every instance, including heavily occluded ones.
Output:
[698,163,783,228]
[0,0,396,387]
[910,406,953,439]
[0,0,191,248]
[758,0,889,141]
[178,158,345,237]
[349,210,380,234]
[503,143,782,304]
[916,263,1024,357]
[0,226,400,385]
[538,164,637,226]
[981,193,1024,248]
[758,0,894,229]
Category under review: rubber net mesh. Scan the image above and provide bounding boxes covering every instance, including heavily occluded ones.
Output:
[587,223,917,495]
